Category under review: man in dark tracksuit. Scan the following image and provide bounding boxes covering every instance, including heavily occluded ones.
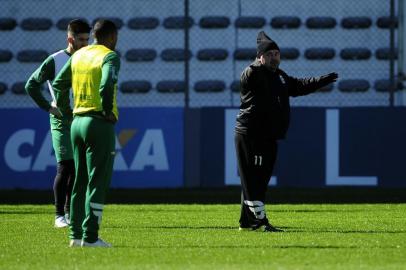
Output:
[236,31,338,232]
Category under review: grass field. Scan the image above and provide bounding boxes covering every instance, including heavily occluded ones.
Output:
[0,204,405,270]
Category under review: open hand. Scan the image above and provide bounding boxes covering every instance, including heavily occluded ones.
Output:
[323,72,338,83]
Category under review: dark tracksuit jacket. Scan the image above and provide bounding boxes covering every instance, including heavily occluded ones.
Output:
[236,60,332,140]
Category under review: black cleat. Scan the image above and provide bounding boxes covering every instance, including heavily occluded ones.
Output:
[263,223,283,232]
[239,223,283,232]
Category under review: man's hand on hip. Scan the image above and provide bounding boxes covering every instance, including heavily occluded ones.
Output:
[49,106,62,118]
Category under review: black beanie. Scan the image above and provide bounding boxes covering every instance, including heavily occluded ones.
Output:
[256,31,280,57]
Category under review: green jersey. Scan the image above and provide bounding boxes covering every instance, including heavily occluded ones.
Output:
[25,49,71,115]
[25,49,73,162]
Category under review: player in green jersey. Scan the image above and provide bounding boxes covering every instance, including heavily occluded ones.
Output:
[25,19,91,228]
[53,19,120,247]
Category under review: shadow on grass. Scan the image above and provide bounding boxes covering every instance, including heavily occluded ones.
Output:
[107,225,237,230]
[130,209,226,213]
[133,209,376,213]
[280,226,406,234]
[270,209,369,213]
[105,224,406,234]
[0,210,50,215]
[113,244,400,249]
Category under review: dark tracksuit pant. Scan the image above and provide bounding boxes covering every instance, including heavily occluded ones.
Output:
[235,132,277,228]
[69,114,115,243]
[53,160,75,216]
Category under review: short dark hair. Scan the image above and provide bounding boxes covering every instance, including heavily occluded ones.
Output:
[93,19,117,41]
[68,19,91,35]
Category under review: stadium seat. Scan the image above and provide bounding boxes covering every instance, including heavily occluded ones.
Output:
[0,50,13,62]
[56,17,88,30]
[93,17,124,29]
[125,49,157,62]
[0,18,17,31]
[318,83,334,92]
[120,81,152,93]
[156,80,185,93]
[197,49,228,61]
[230,80,240,92]
[374,79,403,92]
[338,79,370,92]
[375,48,398,60]
[0,82,7,94]
[11,82,27,95]
[341,17,372,29]
[235,16,266,28]
[21,18,52,31]
[340,48,371,60]
[163,16,194,29]
[234,48,256,60]
[161,49,192,61]
[376,16,398,28]
[306,17,336,29]
[17,50,48,62]
[280,48,300,60]
[270,16,301,29]
[304,48,335,60]
[127,17,159,30]
[194,80,225,92]
[199,16,230,29]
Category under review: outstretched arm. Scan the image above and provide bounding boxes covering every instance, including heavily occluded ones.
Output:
[286,72,338,97]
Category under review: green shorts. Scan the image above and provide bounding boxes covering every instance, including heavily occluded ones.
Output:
[50,115,73,162]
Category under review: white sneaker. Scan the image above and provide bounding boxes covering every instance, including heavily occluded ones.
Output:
[81,238,112,248]
[69,239,81,247]
[54,216,68,228]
